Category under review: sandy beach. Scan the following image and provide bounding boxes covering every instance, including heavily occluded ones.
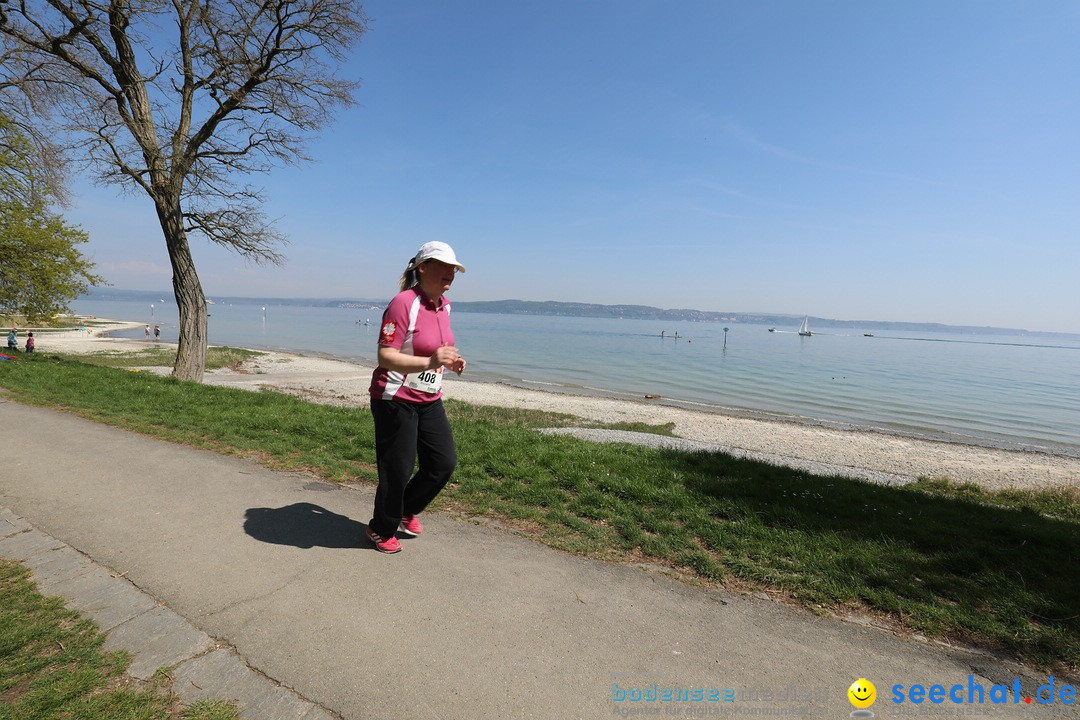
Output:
[28,321,1080,493]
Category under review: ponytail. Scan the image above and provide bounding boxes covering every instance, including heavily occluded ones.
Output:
[399,256,420,291]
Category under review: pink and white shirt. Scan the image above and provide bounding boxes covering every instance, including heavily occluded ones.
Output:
[369,287,455,403]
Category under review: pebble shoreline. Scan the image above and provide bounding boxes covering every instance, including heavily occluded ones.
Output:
[30,323,1080,493]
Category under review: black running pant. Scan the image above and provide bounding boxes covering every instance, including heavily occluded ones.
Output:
[369,397,457,538]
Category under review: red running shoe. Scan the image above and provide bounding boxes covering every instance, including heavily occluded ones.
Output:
[366,526,402,554]
[399,514,423,537]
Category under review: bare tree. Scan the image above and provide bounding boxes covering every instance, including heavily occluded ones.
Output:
[0,0,367,380]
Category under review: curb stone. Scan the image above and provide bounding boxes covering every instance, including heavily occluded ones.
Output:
[0,506,338,720]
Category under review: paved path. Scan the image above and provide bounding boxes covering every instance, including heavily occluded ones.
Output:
[0,398,1072,719]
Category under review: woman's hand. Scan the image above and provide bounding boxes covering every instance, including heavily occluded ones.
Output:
[430,344,466,375]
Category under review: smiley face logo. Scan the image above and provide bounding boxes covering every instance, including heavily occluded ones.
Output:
[848,678,877,709]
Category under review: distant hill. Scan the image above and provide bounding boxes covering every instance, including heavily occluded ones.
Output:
[81,289,1076,339]
[450,299,726,322]
[448,300,1073,338]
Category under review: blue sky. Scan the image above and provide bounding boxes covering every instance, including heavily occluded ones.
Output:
[67,1,1080,332]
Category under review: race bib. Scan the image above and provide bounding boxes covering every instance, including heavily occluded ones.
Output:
[404,366,443,394]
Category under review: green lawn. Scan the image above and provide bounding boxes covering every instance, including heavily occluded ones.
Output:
[1,352,1078,673]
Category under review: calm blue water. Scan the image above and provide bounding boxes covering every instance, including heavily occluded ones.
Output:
[72,296,1080,456]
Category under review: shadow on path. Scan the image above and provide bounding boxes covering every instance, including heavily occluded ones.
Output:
[244,503,365,549]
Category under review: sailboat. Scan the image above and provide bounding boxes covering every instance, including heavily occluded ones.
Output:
[798,316,813,336]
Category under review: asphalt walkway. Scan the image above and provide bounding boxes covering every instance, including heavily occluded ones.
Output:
[0,398,1072,719]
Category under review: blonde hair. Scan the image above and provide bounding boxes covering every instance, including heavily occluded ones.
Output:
[399,256,420,292]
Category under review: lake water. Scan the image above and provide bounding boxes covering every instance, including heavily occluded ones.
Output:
[71,296,1080,457]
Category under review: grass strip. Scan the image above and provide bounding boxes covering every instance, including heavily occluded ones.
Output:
[1,314,107,330]
[1,353,1077,672]
[0,558,237,719]
[66,346,264,370]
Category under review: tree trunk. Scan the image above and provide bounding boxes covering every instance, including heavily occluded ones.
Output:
[156,194,207,382]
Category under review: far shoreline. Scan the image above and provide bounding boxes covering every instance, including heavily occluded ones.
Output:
[23,316,1080,492]
[463,372,1080,460]
[84,317,1080,459]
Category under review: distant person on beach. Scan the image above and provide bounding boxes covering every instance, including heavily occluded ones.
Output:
[145,324,151,339]
[154,325,160,341]
[24,332,34,353]
[7,329,16,351]
[366,241,467,554]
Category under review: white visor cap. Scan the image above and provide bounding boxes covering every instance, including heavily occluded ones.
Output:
[408,241,466,273]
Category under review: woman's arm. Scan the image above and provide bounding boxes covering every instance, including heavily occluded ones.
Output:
[378,344,465,375]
